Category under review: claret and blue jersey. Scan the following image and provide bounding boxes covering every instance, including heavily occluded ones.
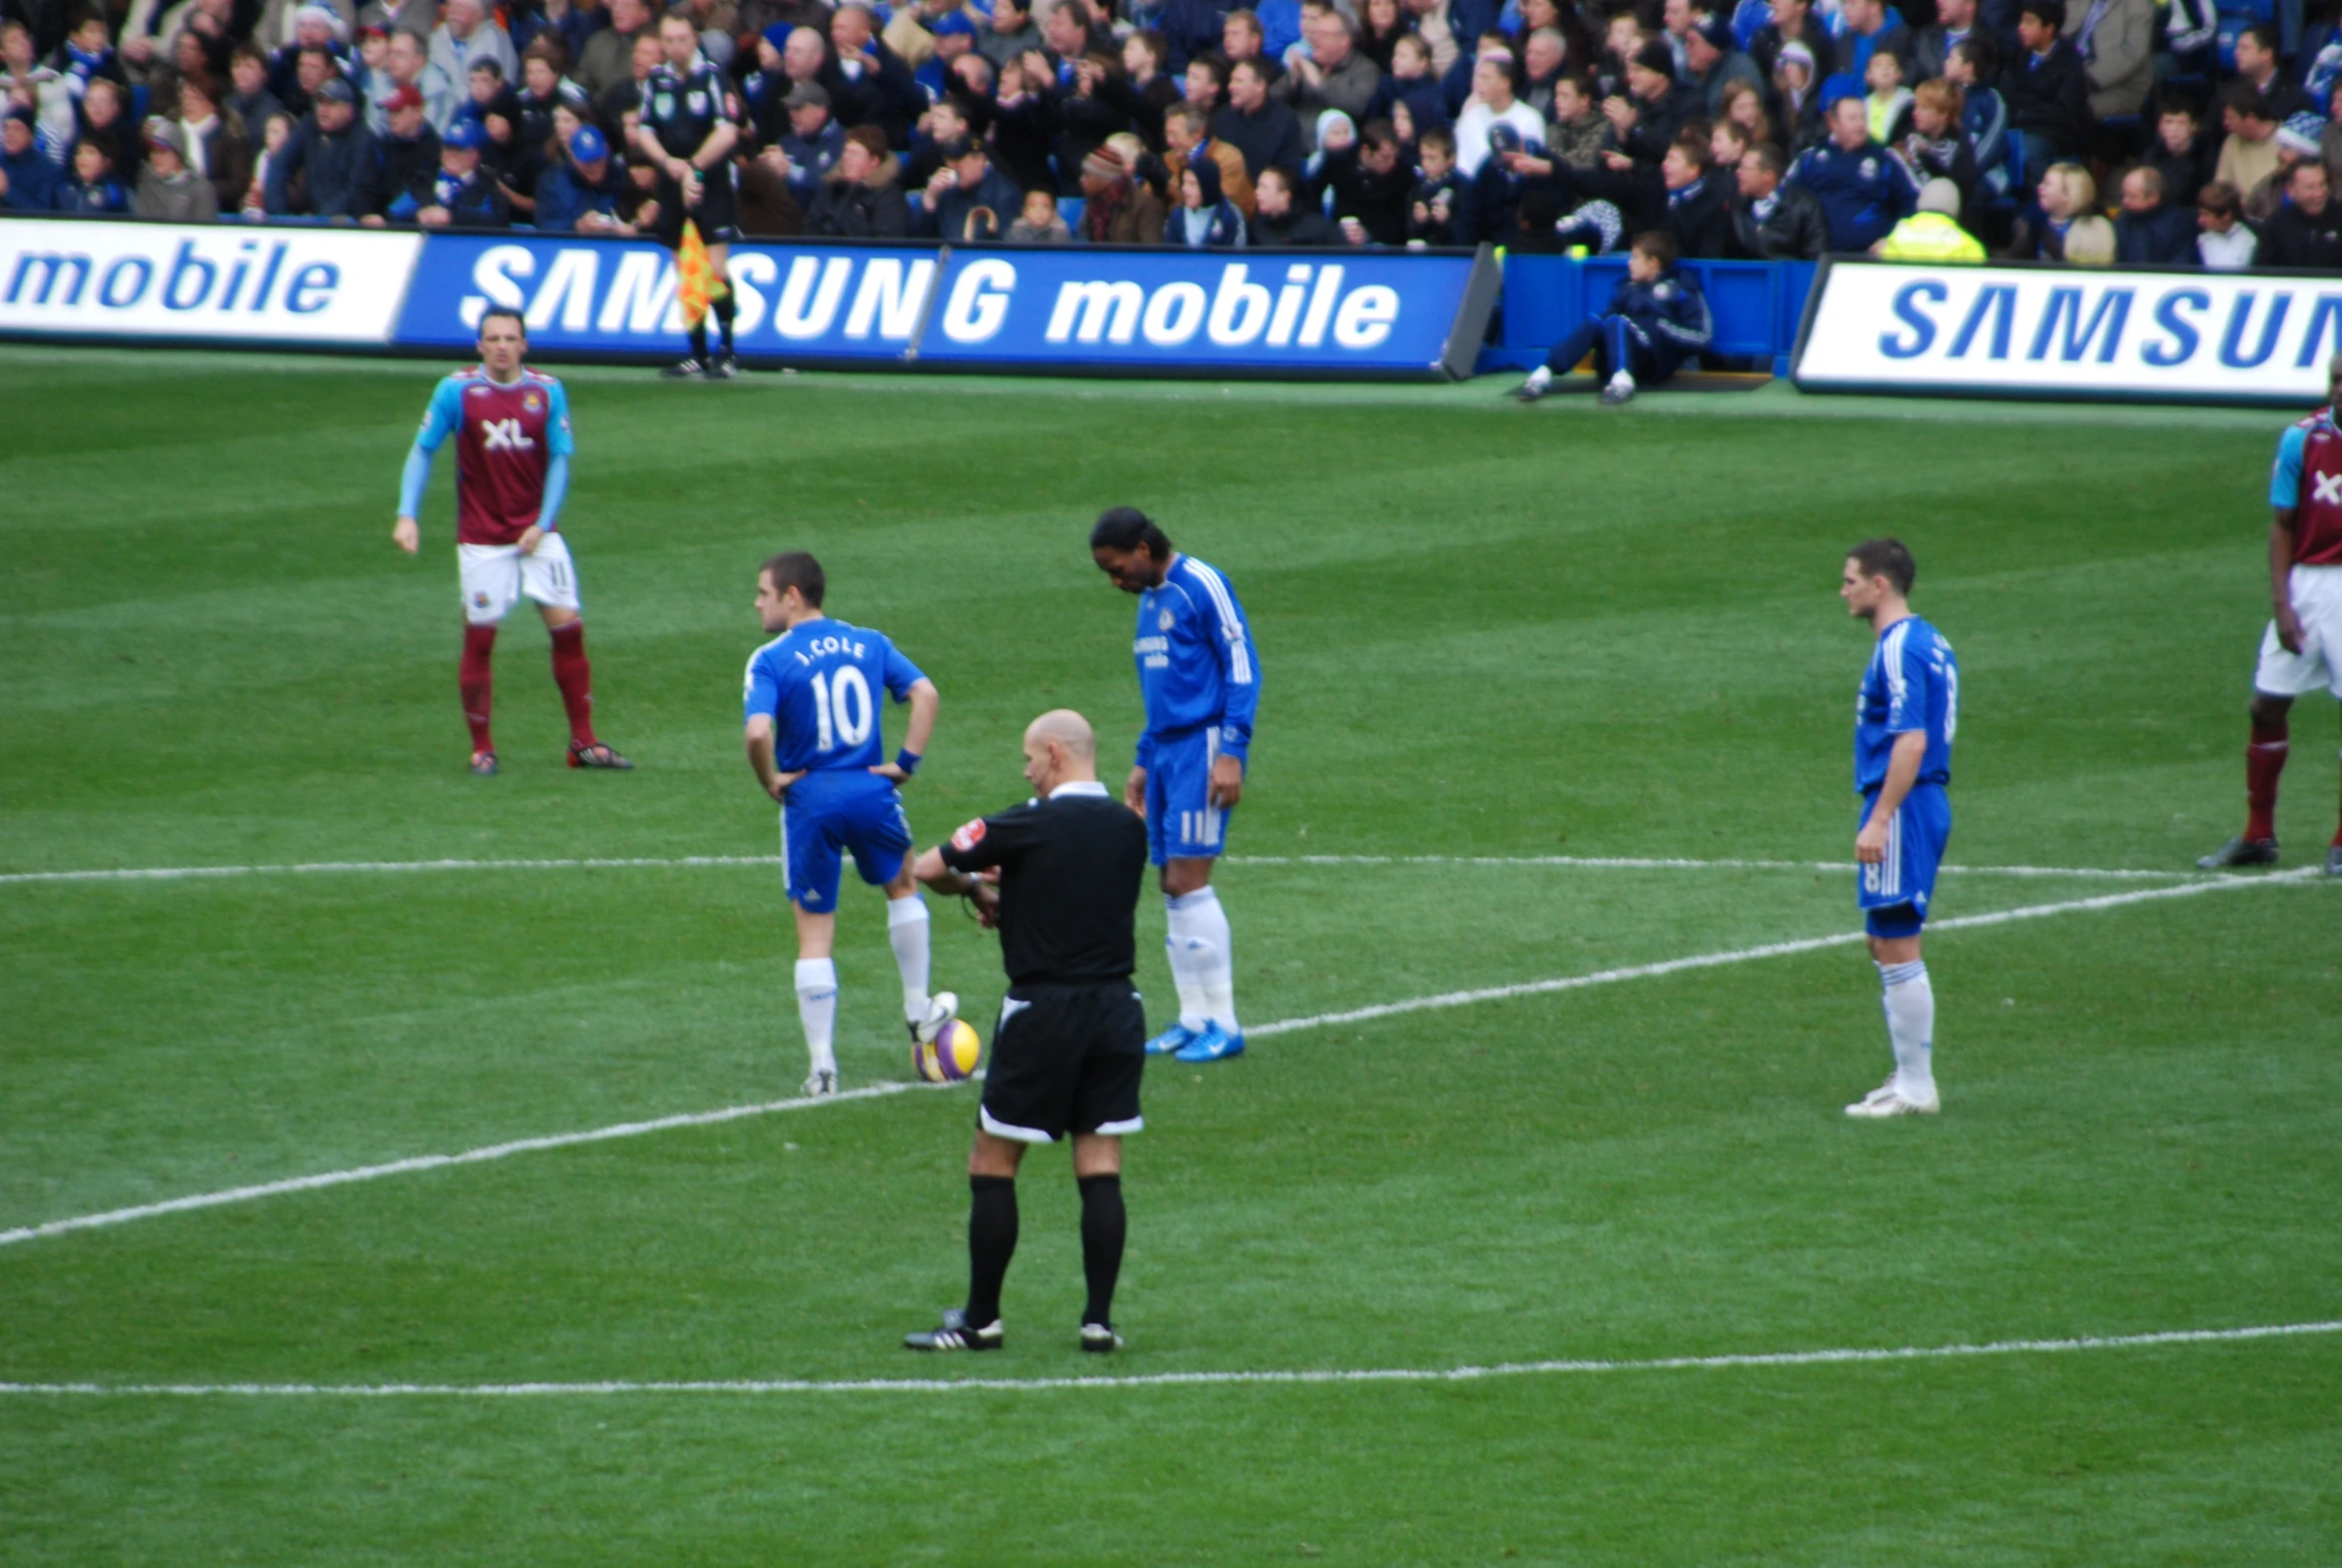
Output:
[743,618,927,910]
[411,369,574,546]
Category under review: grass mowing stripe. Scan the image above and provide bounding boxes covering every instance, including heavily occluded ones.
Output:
[2,868,2314,1253]
[1248,867,2324,1039]
[0,854,2210,886]
[0,1081,935,1249]
[5,1321,2337,1398]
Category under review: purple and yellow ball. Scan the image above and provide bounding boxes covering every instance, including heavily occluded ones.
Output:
[914,1019,984,1084]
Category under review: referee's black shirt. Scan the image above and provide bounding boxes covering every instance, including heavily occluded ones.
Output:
[940,781,1149,988]
[639,56,736,161]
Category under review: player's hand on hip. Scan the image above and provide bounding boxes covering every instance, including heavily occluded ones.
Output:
[392,516,420,554]
[1207,753,1243,809]
[516,524,544,555]
[1124,766,1148,817]
[769,769,805,802]
[1855,818,1890,864]
[868,762,909,783]
[2275,603,2307,655]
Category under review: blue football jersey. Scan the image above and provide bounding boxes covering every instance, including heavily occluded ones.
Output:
[1855,614,1956,793]
[743,619,925,774]
[1132,553,1260,768]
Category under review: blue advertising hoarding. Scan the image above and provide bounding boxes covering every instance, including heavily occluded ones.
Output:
[390,232,1498,380]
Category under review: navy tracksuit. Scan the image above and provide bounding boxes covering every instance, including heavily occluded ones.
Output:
[1541,269,1715,385]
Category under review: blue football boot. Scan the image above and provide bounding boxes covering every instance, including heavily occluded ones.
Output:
[1173,1024,1245,1063]
[1146,1023,1203,1056]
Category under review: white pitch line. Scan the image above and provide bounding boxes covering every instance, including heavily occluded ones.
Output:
[4,1320,2335,1398]
[1229,855,2197,881]
[0,855,785,886]
[0,1081,929,1249]
[1248,867,2322,1039]
[0,854,2207,887]
[0,867,2317,1253]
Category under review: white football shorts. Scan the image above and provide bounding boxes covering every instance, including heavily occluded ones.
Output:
[2254,563,2342,701]
[457,534,582,626]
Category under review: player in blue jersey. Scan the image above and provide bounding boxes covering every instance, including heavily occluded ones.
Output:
[1840,538,1957,1119]
[1090,507,1261,1065]
[743,551,956,1097]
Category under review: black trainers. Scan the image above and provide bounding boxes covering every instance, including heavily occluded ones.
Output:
[1598,381,1636,405]
[2326,844,2342,877]
[905,1308,1003,1352]
[1509,379,1549,401]
[2196,835,2278,869]
[567,740,633,770]
[705,351,739,380]
[661,356,706,380]
[469,750,498,776]
[1079,1322,1123,1354]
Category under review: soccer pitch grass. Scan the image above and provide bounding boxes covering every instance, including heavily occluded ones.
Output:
[2,348,2337,1565]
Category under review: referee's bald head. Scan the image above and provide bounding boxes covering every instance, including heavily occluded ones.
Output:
[1025,709,1096,761]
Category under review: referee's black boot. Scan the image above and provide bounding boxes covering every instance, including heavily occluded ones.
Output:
[661,355,707,380]
[905,1308,1003,1352]
[1079,1322,1124,1354]
[705,351,739,380]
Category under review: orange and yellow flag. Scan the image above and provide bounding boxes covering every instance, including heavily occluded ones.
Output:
[676,219,714,329]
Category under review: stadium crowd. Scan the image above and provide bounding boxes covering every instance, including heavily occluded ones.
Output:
[4,0,2340,267]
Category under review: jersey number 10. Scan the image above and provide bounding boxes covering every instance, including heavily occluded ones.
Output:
[809,667,875,751]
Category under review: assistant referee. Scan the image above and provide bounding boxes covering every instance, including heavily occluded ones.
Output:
[630,7,743,379]
[904,709,1151,1355]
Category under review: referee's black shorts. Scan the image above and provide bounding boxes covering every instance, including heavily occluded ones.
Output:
[979,982,1146,1144]
[652,169,744,248]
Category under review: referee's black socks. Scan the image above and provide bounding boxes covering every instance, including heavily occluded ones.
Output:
[1079,1174,1125,1328]
[965,1175,1018,1329]
[712,288,736,351]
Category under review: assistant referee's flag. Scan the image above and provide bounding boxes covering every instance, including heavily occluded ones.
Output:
[677,219,714,330]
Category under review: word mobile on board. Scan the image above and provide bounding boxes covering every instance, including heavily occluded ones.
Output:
[0,217,418,342]
[1795,258,2342,404]
[402,236,1499,379]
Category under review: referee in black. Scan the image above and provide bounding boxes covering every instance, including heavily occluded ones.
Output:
[904,709,1151,1354]
[629,7,743,379]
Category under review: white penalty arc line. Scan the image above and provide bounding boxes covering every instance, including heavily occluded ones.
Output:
[0,867,2318,1253]
[0,854,2208,887]
[4,1320,2336,1398]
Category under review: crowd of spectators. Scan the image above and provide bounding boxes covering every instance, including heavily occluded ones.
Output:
[3,0,2339,268]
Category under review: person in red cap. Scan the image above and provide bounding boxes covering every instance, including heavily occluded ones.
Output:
[358,80,441,221]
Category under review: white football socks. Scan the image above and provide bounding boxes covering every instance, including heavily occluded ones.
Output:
[1167,887,1238,1036]
[1524,365,1554,392]
[887,894,932,1024]
[1877,959,1936,1101]
[795,957,838,1076]
[1609,369,1636,392]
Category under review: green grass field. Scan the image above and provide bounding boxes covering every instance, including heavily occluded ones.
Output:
[2,349,2337,1565]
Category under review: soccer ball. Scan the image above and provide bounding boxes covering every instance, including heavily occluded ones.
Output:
[914,1019,983,1084]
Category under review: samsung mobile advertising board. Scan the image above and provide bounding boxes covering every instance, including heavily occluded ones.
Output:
[397,234,1498,379]
[0,217,418,343]
[1794,257,2342,404]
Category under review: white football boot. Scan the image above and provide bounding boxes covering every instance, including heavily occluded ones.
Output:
[802,1069,839,1099]
[911,991,959,1047]
[1845,1075,1941,1118]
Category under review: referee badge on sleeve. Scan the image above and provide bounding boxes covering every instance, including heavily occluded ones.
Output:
[951,819,987,852]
